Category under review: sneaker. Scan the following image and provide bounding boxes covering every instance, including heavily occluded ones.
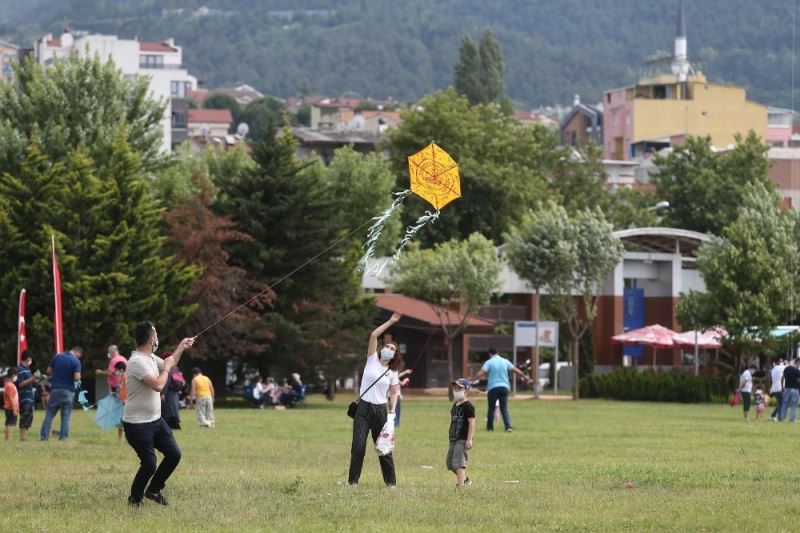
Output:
[505,428,513,433]
[464,477,472,486]
[127,496,142,507]
[144,490,168,506]
[770,417,777,422]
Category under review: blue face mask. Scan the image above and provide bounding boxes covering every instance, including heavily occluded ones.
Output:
[380,347,395,361]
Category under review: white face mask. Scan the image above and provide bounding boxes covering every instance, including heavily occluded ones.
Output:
[380,347,395,361]
[453,391,466,401]
[151,339,159,353]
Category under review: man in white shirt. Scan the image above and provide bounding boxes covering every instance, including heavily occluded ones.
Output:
[770,357,787,421]
[123,321,194,507]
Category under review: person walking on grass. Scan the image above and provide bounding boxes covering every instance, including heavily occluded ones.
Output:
[96,344,127,397]
[190,367,215,428]
[738,364,756,422]
[469,348,532,432]
[4,368,19,441]
[122,321,194,507]
[770,357,787,421]
[348,312,402,487]
[780,358,800,423]
[16,351,36,441]
[447,378,475,487]
[39,346,82,441]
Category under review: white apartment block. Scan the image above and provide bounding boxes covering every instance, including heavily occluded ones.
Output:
[33,29,197,152]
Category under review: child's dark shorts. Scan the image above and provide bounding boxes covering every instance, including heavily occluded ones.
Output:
[19,403,33,429]
[446,439,468,470]
[4,409,17,427]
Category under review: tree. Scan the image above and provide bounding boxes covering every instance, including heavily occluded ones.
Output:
[239,96,288,142]
[214,125,371,383]
[0,55,196,364]
[453,29,505,105]
[203,92,242,132]
[382,89,558,247]
[392,233,502,394]
[651,132,772,235]
[504,203,576,395]
[509,206,623,399]
[677,182,796,371]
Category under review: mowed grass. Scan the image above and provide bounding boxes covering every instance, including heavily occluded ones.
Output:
[2,396,798,532]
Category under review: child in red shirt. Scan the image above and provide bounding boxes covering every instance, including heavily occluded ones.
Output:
[4,367,19,441]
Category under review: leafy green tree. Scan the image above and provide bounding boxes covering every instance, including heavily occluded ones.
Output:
[203,92,242,132]
[392,233,502,393]
[239,96,288,142]
[453,29,505,105]
[382,89,557,246]
[214,126,372,383]
[677,183,796,371]
[651,132,772,235]
[0,56,196,365]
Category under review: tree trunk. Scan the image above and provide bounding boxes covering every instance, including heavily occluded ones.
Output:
[446,336,456,400]
[572,340,580,400]
[326,375,336,401]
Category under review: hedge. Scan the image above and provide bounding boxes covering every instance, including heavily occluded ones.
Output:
[579,368,729,403]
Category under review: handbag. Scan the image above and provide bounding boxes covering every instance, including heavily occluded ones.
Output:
[348,368,390,419]
[730,391,742,407]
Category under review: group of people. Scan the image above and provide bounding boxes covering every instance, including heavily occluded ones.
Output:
[348,313,533,488]
[739,356,800,422]
[248,373,304,409]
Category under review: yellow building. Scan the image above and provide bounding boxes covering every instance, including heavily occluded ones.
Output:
[603,73,767,160]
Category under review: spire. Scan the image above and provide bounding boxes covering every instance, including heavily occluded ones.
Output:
[676,0,686,38]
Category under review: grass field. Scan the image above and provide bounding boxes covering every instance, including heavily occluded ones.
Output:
[2,395,798,532]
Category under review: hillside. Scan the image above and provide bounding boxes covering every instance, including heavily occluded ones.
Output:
[0,0,797,108]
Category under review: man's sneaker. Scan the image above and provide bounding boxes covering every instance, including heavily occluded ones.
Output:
[770,416,777,422]
[144,490,168,506]
[127,496,142,507]
[464,477,472,486]
[505,428,513,433]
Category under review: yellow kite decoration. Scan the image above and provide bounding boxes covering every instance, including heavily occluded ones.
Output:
[359,142,461,272]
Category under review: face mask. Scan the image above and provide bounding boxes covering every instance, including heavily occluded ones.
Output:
[453,391,466,401]
[151,340,159,353]
[380,347,395,361]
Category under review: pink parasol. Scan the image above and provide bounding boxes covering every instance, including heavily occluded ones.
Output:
[612,324,678,349]
[672,328,727,350]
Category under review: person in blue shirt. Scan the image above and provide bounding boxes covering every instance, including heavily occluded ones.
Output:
[469,348,531,432]
[39,346,82,441]
[16,350,36,441]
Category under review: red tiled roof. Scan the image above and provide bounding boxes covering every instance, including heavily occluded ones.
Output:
[139,41,177,53]
[188,89,210,105]
[375,293,495,328]
[187,108,233,124]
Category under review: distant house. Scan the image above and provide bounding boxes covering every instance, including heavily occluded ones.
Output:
[210,84,264,106]
[188,88,211,107]
[292,128,384,164]
[559,96,603,146]
[187,108,233,137]
[516,110,559,130]
[0,39,19,83]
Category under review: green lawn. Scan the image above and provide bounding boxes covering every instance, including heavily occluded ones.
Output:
[2,396,797,532]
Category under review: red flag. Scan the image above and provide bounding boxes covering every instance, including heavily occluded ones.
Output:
[52,236,63,354]
[17,289,27,365]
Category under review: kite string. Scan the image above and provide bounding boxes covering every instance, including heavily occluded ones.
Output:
[194,216,376,338]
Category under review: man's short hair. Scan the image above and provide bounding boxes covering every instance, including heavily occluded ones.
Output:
[21,350,32,361]
[134,321,156,347]
[70,346,83,356]
[488,347,497,355]
[192,367,201,375]
[6,367,18,378]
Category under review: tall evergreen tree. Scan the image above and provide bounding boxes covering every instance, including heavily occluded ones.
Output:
[0,55,196,364]
[453,29,505,105]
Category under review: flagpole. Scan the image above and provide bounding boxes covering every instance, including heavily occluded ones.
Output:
[17,288,27,365]
[52,235,63,354]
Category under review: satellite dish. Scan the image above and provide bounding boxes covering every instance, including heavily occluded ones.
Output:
[236,122,250,137]
[200,123,210,137]
[335,122,346,131]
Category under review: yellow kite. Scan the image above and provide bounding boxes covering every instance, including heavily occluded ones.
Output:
[359,142,461,272]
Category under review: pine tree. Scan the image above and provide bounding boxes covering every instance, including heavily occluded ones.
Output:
[453,29,506,105]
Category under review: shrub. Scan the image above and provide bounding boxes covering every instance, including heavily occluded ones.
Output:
[579,368,728,403]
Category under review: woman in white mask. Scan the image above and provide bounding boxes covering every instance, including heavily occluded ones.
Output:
[348,311,403,487]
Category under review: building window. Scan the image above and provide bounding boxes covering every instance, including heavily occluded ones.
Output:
[625,112,631,125]
[172,111,187,128]
[140,54,164,69]
[170,81,191,98]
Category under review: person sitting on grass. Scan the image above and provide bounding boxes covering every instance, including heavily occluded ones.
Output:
[447,378,475,487]
[4,367,19,441]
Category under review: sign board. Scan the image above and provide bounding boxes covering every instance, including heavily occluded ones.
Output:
[514,321,559,348]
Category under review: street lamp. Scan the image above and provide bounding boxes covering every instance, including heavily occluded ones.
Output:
[647,200,670,211]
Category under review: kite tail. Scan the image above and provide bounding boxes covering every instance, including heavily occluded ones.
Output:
[358,189,412,272]
[392,209,441,262]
